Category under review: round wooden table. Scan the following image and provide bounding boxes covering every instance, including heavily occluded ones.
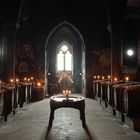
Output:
[48,95,86,128]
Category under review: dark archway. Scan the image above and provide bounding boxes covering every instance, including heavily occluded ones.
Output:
[45,21,86,96]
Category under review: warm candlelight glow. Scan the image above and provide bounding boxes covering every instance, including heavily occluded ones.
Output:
[108,75,111,79]
[66,90,69,94]
[62,90,66,94]
[10,79,14,83]
[97,75,100,79]
[102,76,104,80]
[16,78,19,83]
[37,82,41,87]
[24,77,27,81]
[27,78,30,82]
[68,90,71,94]
[0,80,1,84]
[62,89,71,97]
[125,76,129,81]
[94,76,97,79]
[114,77,118,82]
[30,77,34,80]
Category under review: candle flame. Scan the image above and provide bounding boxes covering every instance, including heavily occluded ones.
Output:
[24,77,27,81]
[114,78,118,82]
[97,75,100,79]
[94,76,97,79]
[108,75,111,79]
[37,82,41,87]
[16,78,19,82]
[10,79,14,83]
[125,77,129,81]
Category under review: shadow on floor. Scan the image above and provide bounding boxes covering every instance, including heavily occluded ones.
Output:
[45,123,97,140]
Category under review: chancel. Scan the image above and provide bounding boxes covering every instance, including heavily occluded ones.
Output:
[0,0,140,140]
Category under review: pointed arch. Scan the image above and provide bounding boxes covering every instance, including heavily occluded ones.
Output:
[45,21,86,96]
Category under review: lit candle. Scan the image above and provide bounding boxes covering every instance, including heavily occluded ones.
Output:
[94,76,97,79]
[97,75,100,80]
[62,90,65,94]
[66,90,69,94]
[24,77,27,82]
[125,76,129,82]
[30,77,34,81]
[37,82,41,87]
[102,76,104,80]
[108,75,111,79]
[16,78,19,83]
[68,90,71,95]
[114,77,118,82]
[10,79,14,83]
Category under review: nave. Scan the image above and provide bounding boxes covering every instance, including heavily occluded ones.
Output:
[0,97,140,140]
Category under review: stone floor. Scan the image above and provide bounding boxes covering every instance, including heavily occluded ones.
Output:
[0,96,140,140]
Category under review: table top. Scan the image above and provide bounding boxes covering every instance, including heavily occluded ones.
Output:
[50,95,85,102]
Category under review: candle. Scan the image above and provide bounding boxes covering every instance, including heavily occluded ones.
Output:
[114,77,118,82]
[94,76,97,79]
[24,77,27,82]
[108,75,111,79]
[30,77,34,81]
[16,78,19,83]
[37,82,41,87]
[125,76,129,82]
[10,79,14,83]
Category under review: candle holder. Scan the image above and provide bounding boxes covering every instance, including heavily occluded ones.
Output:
[62,89,71,100]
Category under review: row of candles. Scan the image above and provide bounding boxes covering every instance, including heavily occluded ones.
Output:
[0,77,42,87]
[93,75,130,82]
[62,89,71,99]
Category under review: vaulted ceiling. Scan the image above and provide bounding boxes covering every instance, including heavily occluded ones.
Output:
[0,0,128,47]
[0,0,128,24]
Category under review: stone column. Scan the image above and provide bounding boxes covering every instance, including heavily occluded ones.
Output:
[3,23,16,82]
[111,25,123,81]
[136,23,140,81]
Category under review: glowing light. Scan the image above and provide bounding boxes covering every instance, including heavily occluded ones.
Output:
[68,90,71,94]
[57,51,64,70]
[10,79,14,83]
[61,45,68,52]
[0,80,1,84]
[102,76,105,80]
[125,76,129,81]
[97,75,100,79]
[65,51,72,70]
[37,82,41,87]
[127,49,134,56]
[108,75,111,79]
[24,77,27,81]
[94,76,97,79]
[62,90,66,94]
[62,89,71,97]
[114,78,118,82]
[16,79,19,83]
[30,77,34,80]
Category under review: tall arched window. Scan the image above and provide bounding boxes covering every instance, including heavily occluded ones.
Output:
[57,44,72,72]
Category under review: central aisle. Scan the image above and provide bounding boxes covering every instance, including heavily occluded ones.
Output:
[0,97,140,140]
